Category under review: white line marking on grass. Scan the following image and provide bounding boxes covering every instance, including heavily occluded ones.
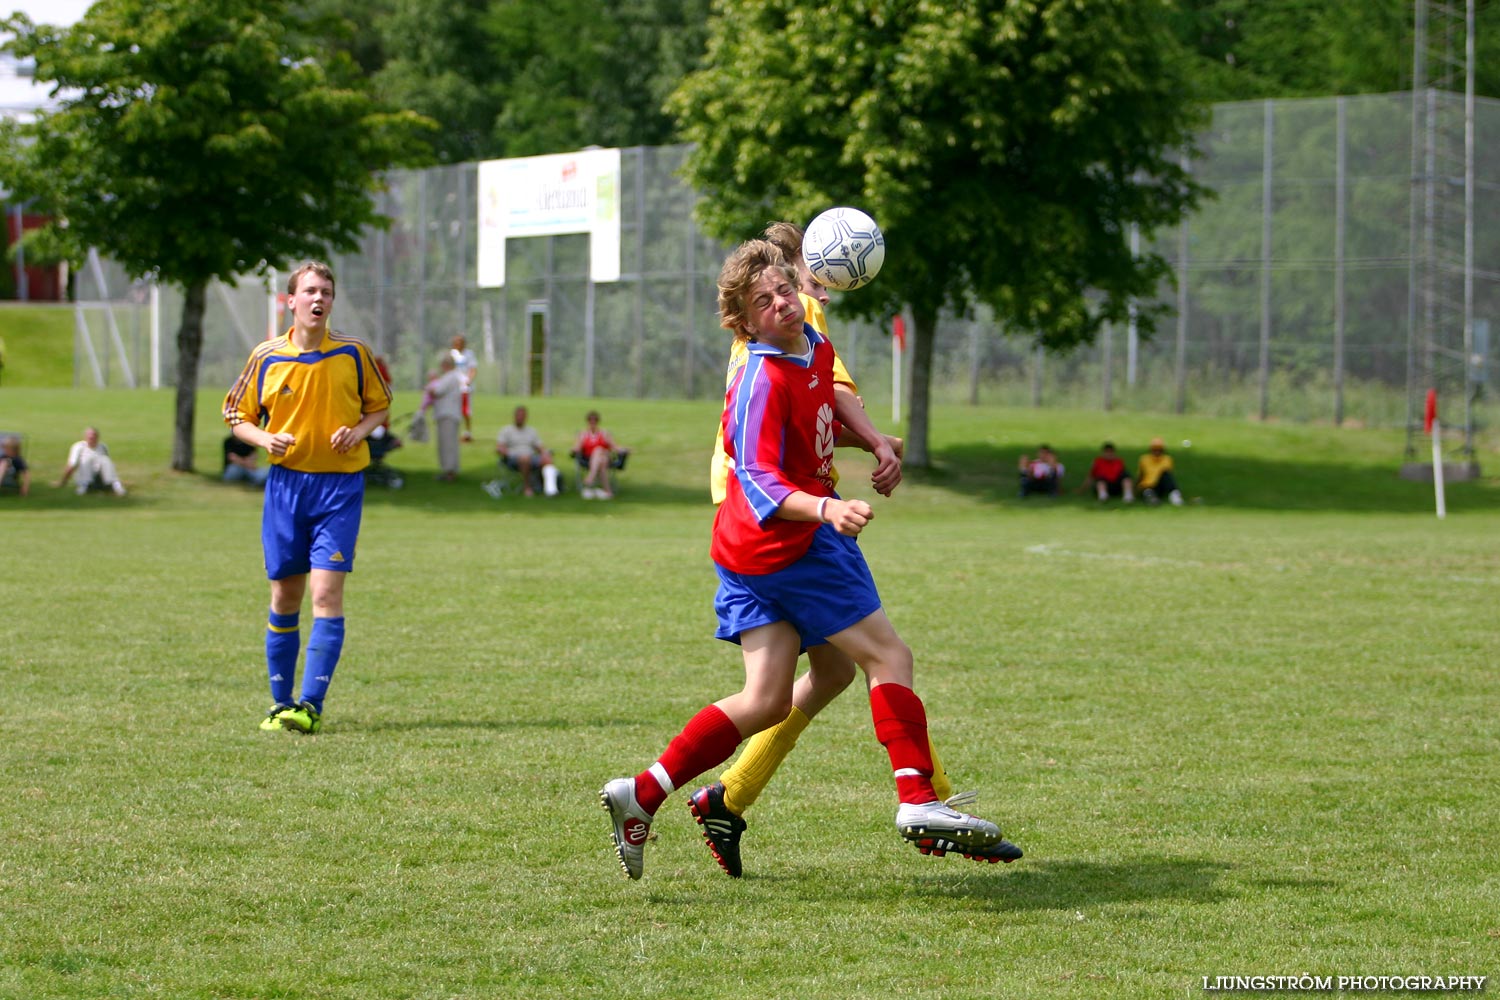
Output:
[1026,543,1498,584]
[1024,543,1211,568]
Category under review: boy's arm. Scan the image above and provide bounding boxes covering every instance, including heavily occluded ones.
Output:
[832,385,901,496]
[56,444,78,486]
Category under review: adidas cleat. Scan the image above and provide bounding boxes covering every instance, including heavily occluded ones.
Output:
[599,777,652,880]
[896,792,1003,848]
[279,701,322,734]
[688,782,748,878]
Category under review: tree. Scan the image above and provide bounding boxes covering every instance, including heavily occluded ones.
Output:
[0,0,433,471]
[670,0,1206,466]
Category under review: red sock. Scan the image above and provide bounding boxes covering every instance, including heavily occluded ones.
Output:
[869,683,938,805]
[633,704,743,815]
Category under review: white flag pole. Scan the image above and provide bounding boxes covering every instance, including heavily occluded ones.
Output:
[892,332,901,425]
[1431,418,1447,520]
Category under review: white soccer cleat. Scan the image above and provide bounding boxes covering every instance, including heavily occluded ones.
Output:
[599,777,652,880]
[896,795,1002,848]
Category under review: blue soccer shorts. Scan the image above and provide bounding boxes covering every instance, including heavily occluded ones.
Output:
[713,523,882,647]
[262,466,366,580]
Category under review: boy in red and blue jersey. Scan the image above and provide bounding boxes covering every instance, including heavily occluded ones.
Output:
[600,240,1018,880]
[223,261,391,734]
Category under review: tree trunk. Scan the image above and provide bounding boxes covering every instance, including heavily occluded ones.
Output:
[905,305,939,468]
[171,282,208,472]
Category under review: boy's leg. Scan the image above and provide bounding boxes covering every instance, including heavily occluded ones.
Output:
[828,610,1006,848]
[603,622,798,880]
[261,574,306,730]
[719,644,856,815]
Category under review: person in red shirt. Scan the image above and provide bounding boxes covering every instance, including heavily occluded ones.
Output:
[597,240,1017,880]
[574,410,623,500]
[1085,441,1135,503]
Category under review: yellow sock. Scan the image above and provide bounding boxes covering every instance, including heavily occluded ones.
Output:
[720,705,812,816]
[928,736,953,801]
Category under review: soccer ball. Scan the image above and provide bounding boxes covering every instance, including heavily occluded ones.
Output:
[802,207,885,291]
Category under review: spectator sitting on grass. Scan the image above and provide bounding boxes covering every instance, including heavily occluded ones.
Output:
[1137,437,1184,506]
[57,427,127,496]
[1018,445,1063,498]
[1084,442,1134,503]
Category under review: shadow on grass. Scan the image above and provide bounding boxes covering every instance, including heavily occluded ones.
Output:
[923,442,1498,513]
[347,715,646,733]
[920,855,1241,910]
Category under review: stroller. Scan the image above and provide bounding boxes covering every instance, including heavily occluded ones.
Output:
[365,414,413,490]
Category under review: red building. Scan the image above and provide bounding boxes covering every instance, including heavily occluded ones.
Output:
[4,209,65,301]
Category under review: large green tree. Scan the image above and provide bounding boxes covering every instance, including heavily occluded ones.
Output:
[0,0,433,471]
[671,0,1206,466]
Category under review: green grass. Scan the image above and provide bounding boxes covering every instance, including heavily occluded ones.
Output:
[2,389,1498,999]
[0,303,75,389]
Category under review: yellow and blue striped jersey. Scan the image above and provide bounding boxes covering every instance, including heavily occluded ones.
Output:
[710,293,855,504]
[223,329,392,474]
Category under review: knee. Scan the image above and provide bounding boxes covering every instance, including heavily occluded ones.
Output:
[814,653,858,690]
[745,692,794,732]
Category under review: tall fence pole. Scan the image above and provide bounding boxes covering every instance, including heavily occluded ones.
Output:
[1334,96,1347,426]
[1463,0,1476,458]
[1174,153,1190,414]
[1258,99,1274,422]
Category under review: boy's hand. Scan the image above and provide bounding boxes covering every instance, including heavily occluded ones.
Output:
[265,432,296,456]
[869,439,902,496]
[828,497,873,536]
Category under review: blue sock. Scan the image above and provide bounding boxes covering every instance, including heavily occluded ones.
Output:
[266,610,300,706]
[299,616,345,713]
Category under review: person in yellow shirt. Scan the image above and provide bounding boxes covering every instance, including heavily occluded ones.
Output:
[223,261,392,734]
[1136,437,1185,506]
[689,222,1021,875]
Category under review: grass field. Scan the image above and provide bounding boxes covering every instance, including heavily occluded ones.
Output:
[0,304,75,389]
[1,387,1497,999]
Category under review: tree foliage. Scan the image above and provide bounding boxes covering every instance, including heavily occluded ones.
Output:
[1174,0,1500,102]
[305,0,713,163]
[0,0,434,470]
[670,0,1206,465]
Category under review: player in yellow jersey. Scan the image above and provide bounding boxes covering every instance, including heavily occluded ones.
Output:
[688,223,1022,874]
[223,261,392,734]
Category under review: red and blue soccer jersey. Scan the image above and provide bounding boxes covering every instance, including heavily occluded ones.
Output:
[711,326,840,575]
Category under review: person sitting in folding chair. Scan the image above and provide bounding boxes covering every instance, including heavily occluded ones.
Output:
[573,410,629,500]
[0,434,30,496]
[494,405,560,497]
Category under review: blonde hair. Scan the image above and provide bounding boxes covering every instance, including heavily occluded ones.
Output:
[286,260,336,298]
[762,221,805,262]
[717,240,796,342]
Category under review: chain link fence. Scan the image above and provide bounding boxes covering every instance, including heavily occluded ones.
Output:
[77,92,1500,439]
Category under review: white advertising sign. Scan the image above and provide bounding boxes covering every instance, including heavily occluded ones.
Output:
[476,147,621,287]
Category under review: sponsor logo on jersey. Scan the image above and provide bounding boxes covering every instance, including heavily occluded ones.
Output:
[814,403,836,460]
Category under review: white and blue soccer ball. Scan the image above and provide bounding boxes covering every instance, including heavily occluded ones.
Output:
[802,207,886,291]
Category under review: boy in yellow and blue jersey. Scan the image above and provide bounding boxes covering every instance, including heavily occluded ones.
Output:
[223,261,392,734]
[688,223,1021,876]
